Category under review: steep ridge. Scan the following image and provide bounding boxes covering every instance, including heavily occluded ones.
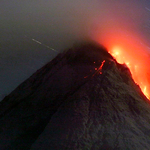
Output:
[0,42,150,149]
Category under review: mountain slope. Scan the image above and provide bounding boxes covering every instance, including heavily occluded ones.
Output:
[0,42,150,150]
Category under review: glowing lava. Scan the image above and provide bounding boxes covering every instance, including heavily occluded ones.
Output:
[93,60,105,76]
[84,60,105,79]
[109,45,150,99]
[94,31,150,99]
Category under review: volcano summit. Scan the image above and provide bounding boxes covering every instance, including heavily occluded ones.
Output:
[0,42,150,149]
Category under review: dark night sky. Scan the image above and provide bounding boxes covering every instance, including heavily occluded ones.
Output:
[0,0,150,100]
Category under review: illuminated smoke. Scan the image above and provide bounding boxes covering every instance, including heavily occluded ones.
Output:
[88,1,150,99]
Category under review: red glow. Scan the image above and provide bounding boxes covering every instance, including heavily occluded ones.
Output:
[93,60,105,76]
[84,60,105,79]
[94,31,150,99]
[98,60,105,74]
[84,76,88,79]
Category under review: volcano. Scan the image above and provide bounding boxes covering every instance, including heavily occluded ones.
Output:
[0,42,150,149]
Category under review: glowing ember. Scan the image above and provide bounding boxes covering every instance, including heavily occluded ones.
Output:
[93,60,105,76]
[84,76,88,79]
[84,60,105,79]
[98,60,105,74]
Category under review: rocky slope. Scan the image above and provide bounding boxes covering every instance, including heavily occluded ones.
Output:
[0,42,150,150]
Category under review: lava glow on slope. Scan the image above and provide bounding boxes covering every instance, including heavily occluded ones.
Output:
[95,32,150,99]
[110,45,150,99]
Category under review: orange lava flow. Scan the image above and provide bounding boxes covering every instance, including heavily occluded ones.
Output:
[97,60,105,74]
[95,31,150,99]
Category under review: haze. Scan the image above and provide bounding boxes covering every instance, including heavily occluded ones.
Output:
[0,0,150,100]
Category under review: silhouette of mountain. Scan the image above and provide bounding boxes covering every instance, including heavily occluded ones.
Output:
[0,42,150,150]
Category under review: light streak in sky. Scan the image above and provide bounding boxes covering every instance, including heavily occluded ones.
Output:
[31,38,58,52]
[32,39,42,44]
[145,7,150,12]
[24,35,58,52]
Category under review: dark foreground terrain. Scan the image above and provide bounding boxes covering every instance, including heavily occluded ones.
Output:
[0,42,150,149]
